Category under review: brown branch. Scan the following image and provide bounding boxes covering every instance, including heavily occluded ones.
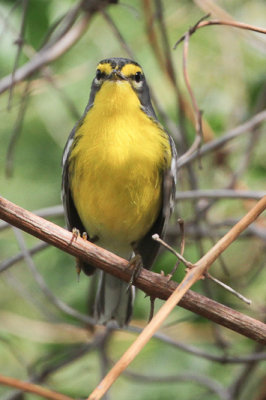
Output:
[152,235,252,305]
[174,17,266,49]
[143,1,214,147]
[175,189,266,201]
[0,0,117,96]
[118,369,230,400]
[5,80,31,177]
[0,374,74,400]
[8,0,29,109]
[0,12,91,95]
[167,218,185,279]
[87,197,266,399]
[177,30,203,167]
[0,195,265,345]
[128,326,266,364]
[177,110,266,169]
[142,0,166,79]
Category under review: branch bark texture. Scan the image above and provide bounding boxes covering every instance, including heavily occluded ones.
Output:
[0,196,265,344]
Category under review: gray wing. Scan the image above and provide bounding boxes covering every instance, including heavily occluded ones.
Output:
[61,123,96,275]
[136,135,177,269]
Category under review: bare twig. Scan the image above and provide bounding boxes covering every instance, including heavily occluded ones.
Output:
[12,227,95,326]
[8,0,29,109]
[167,221,266,242]
[0,374,74,400]
[0,12,92,94]
[0,0,120,95]
[101,10,135,60]
[229,343,265,399]
[40,0,85,50]
[142,0,167,80]
[5,80,31,177]
[167,218,185,279]
[121,369,231,400]
[174,17,266,49]
[153,234,252,305]
[0,242,48,273]
[212,219,266,241]
[154,0,177,85]
[152,234,193,269]
[0,1,20,41]
[175,189,266,201]
[127,326,266,364]
[177,31,203,167]
[205,274,251,305]
[177,110,266,169]
[3,269,57,320]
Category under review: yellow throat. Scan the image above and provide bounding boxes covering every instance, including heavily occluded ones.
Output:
[69,79,171,254]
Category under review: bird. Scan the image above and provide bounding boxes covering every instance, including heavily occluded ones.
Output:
[62,57,177,327]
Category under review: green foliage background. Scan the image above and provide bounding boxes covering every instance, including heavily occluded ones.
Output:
[0,1,265,399]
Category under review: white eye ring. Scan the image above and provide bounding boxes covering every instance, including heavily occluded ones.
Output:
[131,72,143,90]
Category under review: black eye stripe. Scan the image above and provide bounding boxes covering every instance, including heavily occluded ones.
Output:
[96,69,105,80]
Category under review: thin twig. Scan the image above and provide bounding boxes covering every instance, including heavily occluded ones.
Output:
[154,0,177,85]
[40,0,84,50]
[5,80,31,177]
[175,189,266,201]
[229,343,265,399]
[127,326,266,364]
[177,110,266,169]
[174,17,266,49]
[206,273,251,305]
[167,218,185,279]
[101,10,135,60]
[153,234,252,305]
[0,375,74,400]
[177,30,203,167]
[121,369,231,400]
[8,0,29,109]
[0,241,49,273]
[12,227,95,326]
[152,233,193,269]
[0,11,92,94]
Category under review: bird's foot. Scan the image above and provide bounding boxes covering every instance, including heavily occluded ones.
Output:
[126,254,143,292]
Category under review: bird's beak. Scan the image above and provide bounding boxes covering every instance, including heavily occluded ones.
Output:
[110,70,125,81]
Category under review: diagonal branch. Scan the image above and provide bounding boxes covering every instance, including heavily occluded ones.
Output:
[0,12,91,95]
[0,0,117,96]
[0,195,265,345]
[177,110,266,169]
[174,17,266,49]
[0,374,73,400]
[87,196,266,399]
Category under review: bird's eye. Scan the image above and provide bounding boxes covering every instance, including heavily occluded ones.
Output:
[134,71,142,83]
[95,69,103,81]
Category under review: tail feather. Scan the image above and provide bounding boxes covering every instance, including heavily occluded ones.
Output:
[95,272,134,327]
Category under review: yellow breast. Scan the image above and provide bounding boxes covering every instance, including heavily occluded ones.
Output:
[69,80,171,252]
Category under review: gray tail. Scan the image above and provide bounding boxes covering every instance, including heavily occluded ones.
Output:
[95,272,134,327]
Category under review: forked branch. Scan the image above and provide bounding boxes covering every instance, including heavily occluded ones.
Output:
[0,195,265,346]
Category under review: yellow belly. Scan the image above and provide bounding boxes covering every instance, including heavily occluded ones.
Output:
[69,80,171,252]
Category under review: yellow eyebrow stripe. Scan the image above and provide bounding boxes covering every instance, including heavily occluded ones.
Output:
[121,64,142,77]
[97,63,113,75]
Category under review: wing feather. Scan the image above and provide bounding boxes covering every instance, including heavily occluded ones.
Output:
[61,126,95,275]
[137,134,177,269]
